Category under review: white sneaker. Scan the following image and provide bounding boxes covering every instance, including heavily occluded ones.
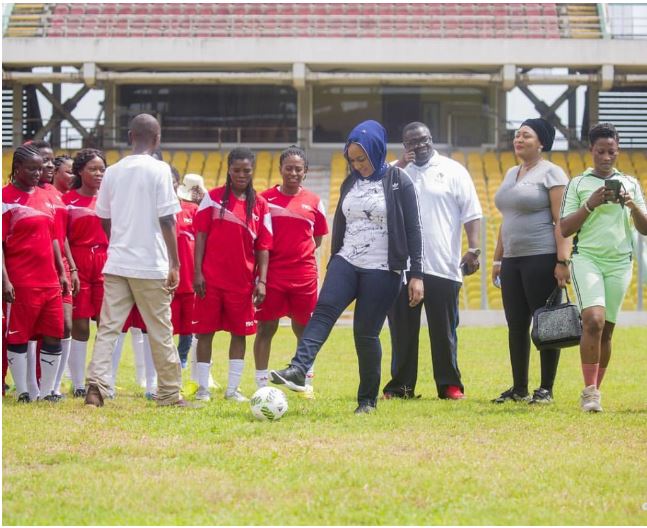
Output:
[299,385,315,400]
[224,389,248,402]
[195,387,211,401]
[580,384,603,412]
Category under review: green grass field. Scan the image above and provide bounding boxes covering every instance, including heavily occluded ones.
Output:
[3,325,647,525]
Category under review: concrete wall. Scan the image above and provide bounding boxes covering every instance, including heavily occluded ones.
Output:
[4,37,647,71]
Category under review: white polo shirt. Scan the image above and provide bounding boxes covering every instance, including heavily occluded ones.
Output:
[401,151,482,283]
[96,154,181,279]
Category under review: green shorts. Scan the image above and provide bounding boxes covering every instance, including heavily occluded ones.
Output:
[571,253,632,324]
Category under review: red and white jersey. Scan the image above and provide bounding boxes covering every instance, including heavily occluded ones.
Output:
[2,184,59,288]
[261,185,328,284]
[194,186,273,294]
[176,199,198,294]
[40,182,68,251]
[63,189,108,249]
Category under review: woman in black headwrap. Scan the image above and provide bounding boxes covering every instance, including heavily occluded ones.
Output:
[491,118,572,405]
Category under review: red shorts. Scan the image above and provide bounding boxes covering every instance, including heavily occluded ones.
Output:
[3,286,64,343]
[73,281,104,320]
[193,287,256,336]
[122,306,147,333]
[72,246,106,319]
[171,292,195,335]
[62,261,73,305]
[256,277,318,326]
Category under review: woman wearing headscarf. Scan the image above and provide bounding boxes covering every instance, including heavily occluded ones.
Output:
[491,118,571,405]
[270,120,424,414]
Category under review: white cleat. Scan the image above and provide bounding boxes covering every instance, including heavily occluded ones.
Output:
[224,389,248,402]
[195,387,211,402]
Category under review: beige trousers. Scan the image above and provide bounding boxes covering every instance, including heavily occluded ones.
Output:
[86,274,181,405]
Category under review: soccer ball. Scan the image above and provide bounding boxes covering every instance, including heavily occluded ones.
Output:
[250,387,288,421]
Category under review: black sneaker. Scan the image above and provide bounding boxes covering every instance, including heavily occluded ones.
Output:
[270,366,306,392]
[492,387,530,403]
[40,393,62,403]
[17,392,31,403]
[529,387,553,405]
[354,404,376,415]
[73,388,86,398]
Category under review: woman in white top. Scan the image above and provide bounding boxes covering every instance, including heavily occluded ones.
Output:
[270,120,424,414]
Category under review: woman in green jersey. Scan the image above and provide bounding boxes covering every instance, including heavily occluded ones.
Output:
[561,123,647,412]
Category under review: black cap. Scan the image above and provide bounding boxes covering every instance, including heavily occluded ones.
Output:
[520,118,556,152]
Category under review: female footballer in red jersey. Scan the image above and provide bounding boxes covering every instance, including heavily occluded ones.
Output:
[193,147,272,402]
[31,140,77,399]
[63,149,107,397]
[170,168,200,368]
[53,155,74,194]
[253,146,328,396]
[2,145,68,402]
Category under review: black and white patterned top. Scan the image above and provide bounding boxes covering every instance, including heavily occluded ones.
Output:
[338,178,389,270]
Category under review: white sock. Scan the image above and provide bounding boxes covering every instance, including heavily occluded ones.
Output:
[7,350,28,396]
[196,362,211,391]
[111,332,126,388]
[53,337,72,394]
[39,348,62,397]
[255,369,269,388]
[306,365,315,387]
[69,339,88,390]
[142,334,157,394]
[227,359,244,393]
[131,328,146,387]
[189,340,198,382]
[27,341,40,400]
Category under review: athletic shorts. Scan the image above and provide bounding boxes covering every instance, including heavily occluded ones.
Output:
[62,260,73,305]
[3,286,64,343]
[571,252,632,324]
[192,287,256,336]
[171,292,195,335]
[122,305,147,333]
[255,277,318,326]
[72,246,106,319]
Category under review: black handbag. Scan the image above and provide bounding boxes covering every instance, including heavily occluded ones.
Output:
[531,287,582,350]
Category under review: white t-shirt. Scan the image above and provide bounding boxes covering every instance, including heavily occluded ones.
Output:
[338,178,389,270]
[401,151,482,282]
[96,154,181,279]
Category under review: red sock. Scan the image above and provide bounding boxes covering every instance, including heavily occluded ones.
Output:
[596,367,607,388]
[581,363,599,387]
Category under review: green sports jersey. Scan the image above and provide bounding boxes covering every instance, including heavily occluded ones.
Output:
[560,168,646,260]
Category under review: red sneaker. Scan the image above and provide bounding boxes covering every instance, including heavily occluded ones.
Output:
[444,385,465,400]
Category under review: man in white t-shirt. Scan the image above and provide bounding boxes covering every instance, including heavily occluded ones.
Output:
[383,122,482,400]
[85,113,186,407]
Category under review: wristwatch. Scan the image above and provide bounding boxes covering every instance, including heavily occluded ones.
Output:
[468,248,481,257]
[557,259,571,266]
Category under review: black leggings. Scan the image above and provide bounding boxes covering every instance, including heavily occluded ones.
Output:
[500,253,561,393]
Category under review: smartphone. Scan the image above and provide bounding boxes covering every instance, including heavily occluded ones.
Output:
[604,179,621,201]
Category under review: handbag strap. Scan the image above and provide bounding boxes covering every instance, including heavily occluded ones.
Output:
[545,286,570,307]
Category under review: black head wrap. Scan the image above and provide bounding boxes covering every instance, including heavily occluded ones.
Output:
[521,118,555,152]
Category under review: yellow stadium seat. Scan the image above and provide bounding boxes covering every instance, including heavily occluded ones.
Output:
[451,151,466,166]
[499,151,517,170]
[171,151,189,173]
[105,149,121,167]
